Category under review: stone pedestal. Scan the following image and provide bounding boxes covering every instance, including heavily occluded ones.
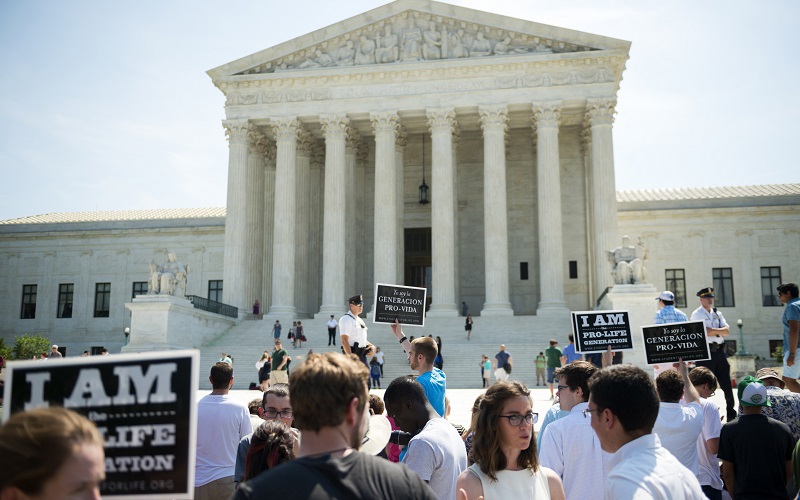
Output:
[123,295,237,352]
[598,284,658,370]
[730,354,758,385]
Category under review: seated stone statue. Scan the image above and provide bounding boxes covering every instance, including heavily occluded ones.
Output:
[470,31,492,56]
[149,251,190,297]
[607,235,647,285]
[401,17,422,61]
[355,35,376,65]
[375,25,399,63]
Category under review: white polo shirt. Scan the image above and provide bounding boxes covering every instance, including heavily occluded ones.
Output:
[339,312,367,347]
[690,306,728,345]
[653,401,704,475]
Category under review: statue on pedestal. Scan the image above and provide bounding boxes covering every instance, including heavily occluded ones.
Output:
[608,236,648,285]
[148,251,190,297]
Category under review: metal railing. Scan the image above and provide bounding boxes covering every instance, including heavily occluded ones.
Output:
[186,295,238,319]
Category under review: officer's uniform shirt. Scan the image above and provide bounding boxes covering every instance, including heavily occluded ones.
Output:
[339,311,367,347]
[690,306,728,345]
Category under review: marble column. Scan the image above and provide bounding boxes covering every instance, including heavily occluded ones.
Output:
[294,130,313,316]
[345,128,360,298]
[370,111,399,292]
[261,143,277,310]
[580,125,595,306]
[395,128,407,284]
[222,119,253,312]
[308,142,325,313]
[356,142,369,296]
[426,107,458,316]
[479,105,513,316]
[269,117,300,316]
[317,114,349,318]
[586,98,619,299]
[245,130,266,312]
[452,125,461,304]
[533,101,568,315]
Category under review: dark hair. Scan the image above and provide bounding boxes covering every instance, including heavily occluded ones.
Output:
[588,364,659,434]
[661,300,675,306]
[472,381,538,481]
[244,420,296,480]
[568,334,574,342]
[210,361,234,389]
[411,337,438,364]
[248,398,263,415]
[289,352,369,432]
[384,375,428,407]
[778,283,799,299]
[688,366,718,391]
[554,360,597,402]
[262,383,290,408]
[549,339,557,346]
[369,394,385,415]
[0,407,104,494]
[655,370,684,403]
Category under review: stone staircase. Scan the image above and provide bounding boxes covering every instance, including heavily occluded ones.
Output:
[198,313,573,391]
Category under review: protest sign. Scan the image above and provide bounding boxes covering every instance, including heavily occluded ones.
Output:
[2,350,199,499]
[641,321,710,365]
[571,310,634,353]
[373,283,427,326]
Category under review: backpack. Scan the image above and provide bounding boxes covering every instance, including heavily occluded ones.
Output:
[370,363,381,378]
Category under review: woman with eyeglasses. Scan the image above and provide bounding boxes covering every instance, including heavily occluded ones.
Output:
[456,381,565,500]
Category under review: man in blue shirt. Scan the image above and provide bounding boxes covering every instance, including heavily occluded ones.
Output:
[654,290,688,324]
[778,283,800,393]
[561,334,583,365]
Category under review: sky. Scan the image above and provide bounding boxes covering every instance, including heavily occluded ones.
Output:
[1,1,798,221]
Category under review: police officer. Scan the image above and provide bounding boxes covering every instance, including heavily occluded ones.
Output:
[690,286,735,421]
[340,294,373,364]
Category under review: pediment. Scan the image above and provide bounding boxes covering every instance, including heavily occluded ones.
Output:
[208,0,630,79]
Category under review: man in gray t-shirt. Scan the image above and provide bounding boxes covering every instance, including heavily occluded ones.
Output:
[385,376,466,499]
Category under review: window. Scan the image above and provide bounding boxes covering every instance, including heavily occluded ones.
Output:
[520,262,529,280]
[712,268,735,307]
[57,283,74,318]
[132,281,148,299]
[94,283,111,318]
[569,261,578,280]
[208,280,223,303]
[761,267,782,306]
[20,284,37,319]
[664,269,687,308]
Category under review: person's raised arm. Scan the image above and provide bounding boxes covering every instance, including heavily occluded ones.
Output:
[678,359,700,404]
[391,319,412,353]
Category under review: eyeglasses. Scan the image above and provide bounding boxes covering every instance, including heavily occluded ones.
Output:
[582,408,603,419]
[264,409,293,419]
[556,385,570,392]
[498,412,538,426]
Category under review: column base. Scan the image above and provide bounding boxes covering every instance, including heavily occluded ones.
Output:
[536,301,570,317]
[315,304,343,320]
[425,304,458,317]
[481,303,514,317]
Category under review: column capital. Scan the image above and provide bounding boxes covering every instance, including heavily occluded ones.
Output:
[310,140,325,168]
[248,128,266,151]
[320,114,350,140]
[532,101,562,130]
[345,126,361,154]
[426,108,456,132]
[296,129,314,157]
[478,105,508,133]
[270,116,301,142]
[585,97,617,126]
[370,111,400,135]
[223,119,252,145]
[395,126,409,151]
[452,121,461,147]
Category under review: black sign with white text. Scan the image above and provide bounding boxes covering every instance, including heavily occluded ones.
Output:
[373,283,427,326]
[2,350,198,499]
[641,321,710,365]
[571,310,634,353]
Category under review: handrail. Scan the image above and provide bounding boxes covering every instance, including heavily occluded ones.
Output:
[186,295,238,319]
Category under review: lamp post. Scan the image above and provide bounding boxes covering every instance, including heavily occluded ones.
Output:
[124,327,130,346]
[736,319,748,355]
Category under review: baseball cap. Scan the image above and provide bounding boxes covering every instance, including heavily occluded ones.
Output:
[738,376,771,407]
[656,291,675,301]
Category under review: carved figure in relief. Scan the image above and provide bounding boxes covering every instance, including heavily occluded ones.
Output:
[297,49,335,69]
[493,36,529,55]
[470,31,492,56]
[422,21,443,60]
[355,35,376,65]
[400,17,422,61]
[149,251,190,297]
[336,40,356,66]
[607,235,648,285]
[375,24,399,63]
[448,29,468,58]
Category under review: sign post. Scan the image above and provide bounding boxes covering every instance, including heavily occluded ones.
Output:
[2,350,199,499]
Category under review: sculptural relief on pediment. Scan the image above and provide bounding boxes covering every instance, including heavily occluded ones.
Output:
[236,12,597,75]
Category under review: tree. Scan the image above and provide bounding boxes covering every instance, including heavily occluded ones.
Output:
[12,333,52,360]
[0,337,11,362]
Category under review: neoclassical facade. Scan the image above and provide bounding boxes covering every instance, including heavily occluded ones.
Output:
[208,0,631,319]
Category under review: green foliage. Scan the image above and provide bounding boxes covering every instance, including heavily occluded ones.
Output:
[11,333,52,360]
[772,345,784,365]
[0,337,11,361]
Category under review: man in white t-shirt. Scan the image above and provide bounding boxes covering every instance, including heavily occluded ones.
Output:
[326,315,338,346]
[195,362,252,499]
[540,360,610,499]
[384,376,466,500]
[653,361,704,475]
[688,366,724,500]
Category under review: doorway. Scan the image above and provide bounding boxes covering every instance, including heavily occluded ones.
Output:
[404,228,432,311]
